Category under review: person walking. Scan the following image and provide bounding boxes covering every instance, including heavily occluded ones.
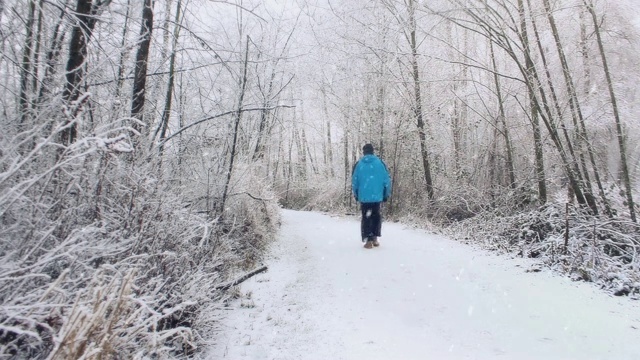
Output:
[352,143,392,249]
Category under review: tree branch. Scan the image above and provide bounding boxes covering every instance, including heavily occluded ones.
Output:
[216,266,268,291]
[160,104,295,145]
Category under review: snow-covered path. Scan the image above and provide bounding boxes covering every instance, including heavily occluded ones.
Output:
[208,210,640,360]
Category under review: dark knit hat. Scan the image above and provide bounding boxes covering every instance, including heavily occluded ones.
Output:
[363,143,374,155]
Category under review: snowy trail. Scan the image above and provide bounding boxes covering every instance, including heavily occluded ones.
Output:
[208,210,640,360]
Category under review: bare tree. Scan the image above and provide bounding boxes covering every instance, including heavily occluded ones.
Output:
[516,0,547,203]
[489,40,516,190]
[221,36,250,213]
[541,0,610,215]
[321,86,335,177]
[252,31,296,161]
[584,0,636,222]
[157,0,183,153]
[406,0,435,200]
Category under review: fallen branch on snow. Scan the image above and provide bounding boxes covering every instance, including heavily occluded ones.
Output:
[216,265,268,291]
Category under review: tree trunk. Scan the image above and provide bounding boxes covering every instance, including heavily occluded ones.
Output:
[293,105,308,180]
[579,8,591,97]
[489,40,516,189]
[517,0,546,203]
[390,122,402,214]
[408,0,434,200]
[302,126,318,175]
[455,0,588,208]
[327,116,334,176]
[322,87,335,177]
[31,0,44,99]
[130,0,154,136]
[60,0,104,145]
[489,120,498,204]
[221,36,250,213]
[252,70,276,161]
[377,83,385,158]
[585,0,636,222]
[157,0,183,153]
[526,0,582,202]
[285,123,295,207]
[542,0,604,214]
[113,0,132,101]
[162,0,173,59]
[530,100,547,203]
[452,84,462,180]
[271,123,281,182]
[18,0,36,131]
[497,0,591,212]
[177,72,185,179]
[343,119,350,205]
[37,7,66,105]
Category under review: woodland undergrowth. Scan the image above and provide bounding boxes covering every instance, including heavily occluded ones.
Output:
[440,190,640,299]
[0,122,280,359]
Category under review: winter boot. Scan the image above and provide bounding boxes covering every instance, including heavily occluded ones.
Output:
[372,237,380,247]
[364,240,373,249]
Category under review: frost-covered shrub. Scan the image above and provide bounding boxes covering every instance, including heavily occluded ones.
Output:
[272,168,355,213]
[295,179,351,213]
[222,164,281,268]
[445,202,640,297]
[0,123,279,358]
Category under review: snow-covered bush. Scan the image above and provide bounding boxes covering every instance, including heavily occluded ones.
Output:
[294,179,352,213]
[222,164,282,268]
[0,121,280,358]
[444,202,640,298]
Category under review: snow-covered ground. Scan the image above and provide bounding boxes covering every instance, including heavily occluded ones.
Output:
[207,210,640,360]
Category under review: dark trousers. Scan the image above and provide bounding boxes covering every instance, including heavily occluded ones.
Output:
[360,202,382,240]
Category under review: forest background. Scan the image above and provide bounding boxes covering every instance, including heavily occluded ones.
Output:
[1,0,639,358]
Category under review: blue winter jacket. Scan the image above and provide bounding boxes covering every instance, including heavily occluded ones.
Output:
[352,154,391,203]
